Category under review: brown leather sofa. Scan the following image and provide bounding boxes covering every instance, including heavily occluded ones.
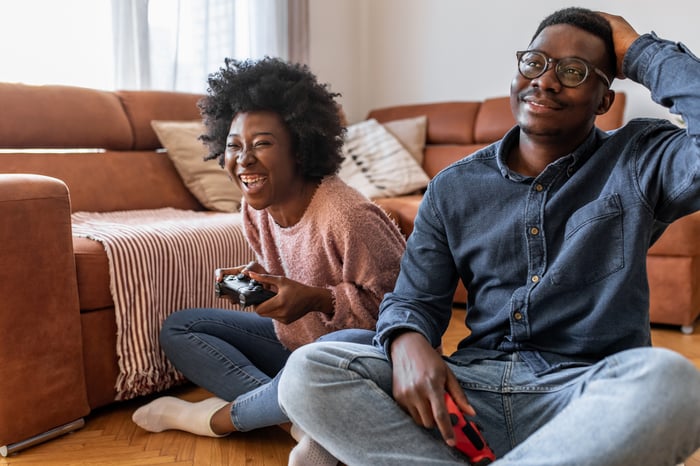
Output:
[368,94,700,335]
[0,83,208,455]
[0,83,696,455]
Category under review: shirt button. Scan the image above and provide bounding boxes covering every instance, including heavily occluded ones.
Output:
[531,275,540,283]
[514,312,523,321]
[530,227,539,236]
[535,183,544,192]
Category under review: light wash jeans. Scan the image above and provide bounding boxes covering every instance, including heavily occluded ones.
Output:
[160,309,373,431]
[278,341,700,466]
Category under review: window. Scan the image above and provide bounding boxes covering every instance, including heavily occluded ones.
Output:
[0,1,114,89]
[0,0,299,93]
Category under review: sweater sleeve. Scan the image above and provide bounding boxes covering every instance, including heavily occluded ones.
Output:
[322,202,406,332]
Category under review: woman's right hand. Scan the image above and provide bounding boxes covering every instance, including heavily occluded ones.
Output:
[246,271,334,324]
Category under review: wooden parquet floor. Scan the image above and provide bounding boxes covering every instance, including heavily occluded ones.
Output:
[2,307,700,465]
[0,383,295,466]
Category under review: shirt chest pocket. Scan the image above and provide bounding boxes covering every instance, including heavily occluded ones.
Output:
[549,194,624,287]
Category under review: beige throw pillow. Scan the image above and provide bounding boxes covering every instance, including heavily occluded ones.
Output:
[382,115,428,165]
[151,120,242,212]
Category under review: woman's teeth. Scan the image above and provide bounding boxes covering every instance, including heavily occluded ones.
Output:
[240,175,266,187]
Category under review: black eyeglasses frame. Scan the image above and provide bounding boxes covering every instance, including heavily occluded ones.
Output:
[516,50,611,88]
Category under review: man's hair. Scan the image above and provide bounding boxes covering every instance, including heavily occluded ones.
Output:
[198,56,345,180]
[531,7,617,78]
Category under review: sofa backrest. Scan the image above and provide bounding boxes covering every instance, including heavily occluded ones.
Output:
[0,83,205,212]
[368,93,627,178]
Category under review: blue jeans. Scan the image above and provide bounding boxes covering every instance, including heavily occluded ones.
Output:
[279,342,700,465]
[160,309,374,431]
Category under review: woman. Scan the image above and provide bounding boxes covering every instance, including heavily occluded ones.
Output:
[131,57,405,464]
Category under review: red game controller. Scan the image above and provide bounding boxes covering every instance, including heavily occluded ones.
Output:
[444,392,496,465]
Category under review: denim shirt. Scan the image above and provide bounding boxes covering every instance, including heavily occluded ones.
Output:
[374,33,700,374]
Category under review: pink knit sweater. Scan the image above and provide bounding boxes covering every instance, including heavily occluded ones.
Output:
[241,175,406,350]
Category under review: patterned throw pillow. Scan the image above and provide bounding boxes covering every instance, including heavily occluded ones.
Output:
[338,118,430,199]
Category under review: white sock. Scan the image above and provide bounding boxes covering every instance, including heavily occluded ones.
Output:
[132,396,230,437]
[290,423,305,442]
[288,426,338,466]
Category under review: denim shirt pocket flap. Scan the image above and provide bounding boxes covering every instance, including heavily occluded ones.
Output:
[549,194,625,287]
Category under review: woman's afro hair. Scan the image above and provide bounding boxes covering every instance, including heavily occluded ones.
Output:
[198,56,346,180]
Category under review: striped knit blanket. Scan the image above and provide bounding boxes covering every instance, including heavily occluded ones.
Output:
[72,208,255,400]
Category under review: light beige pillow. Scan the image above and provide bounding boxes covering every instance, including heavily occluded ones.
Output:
[151,120,242,212]
[382,115,428,165]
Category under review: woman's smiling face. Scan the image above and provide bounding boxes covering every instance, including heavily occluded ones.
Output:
[223,110,301,212]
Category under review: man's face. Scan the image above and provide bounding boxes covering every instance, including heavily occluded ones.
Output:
[510,23,611,144]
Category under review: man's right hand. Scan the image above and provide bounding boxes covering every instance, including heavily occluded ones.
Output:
[390,331,476,447]
[596,12,641,79]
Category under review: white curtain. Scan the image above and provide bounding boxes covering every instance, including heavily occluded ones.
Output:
[112,0,308,93]
[112,0,151,90]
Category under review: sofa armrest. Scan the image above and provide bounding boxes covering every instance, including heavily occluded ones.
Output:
[0,174,89,447]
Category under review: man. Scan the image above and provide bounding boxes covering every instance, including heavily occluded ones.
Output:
[279,8,700,465]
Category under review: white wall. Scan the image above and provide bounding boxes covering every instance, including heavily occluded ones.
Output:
[309,0,700,125]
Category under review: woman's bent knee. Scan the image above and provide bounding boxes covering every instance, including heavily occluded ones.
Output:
[159,308,198,356]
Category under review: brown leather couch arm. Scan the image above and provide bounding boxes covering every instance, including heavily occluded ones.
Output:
[0,174,89,448]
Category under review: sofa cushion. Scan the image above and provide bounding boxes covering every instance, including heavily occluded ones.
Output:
[368,102,481,145]
[338,119,430,199]
[151,120,242,212]
[0,151,204,213]
[116,90,203,150]
[0,83,133,150]
[474,97,515,144]
[73,237,113,311]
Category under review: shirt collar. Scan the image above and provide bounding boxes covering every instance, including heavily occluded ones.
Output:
[496,126,602,181]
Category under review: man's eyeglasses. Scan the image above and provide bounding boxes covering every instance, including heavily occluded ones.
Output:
[516,50,611,88]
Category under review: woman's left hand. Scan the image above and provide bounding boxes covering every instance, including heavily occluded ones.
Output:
[246,271,334,324]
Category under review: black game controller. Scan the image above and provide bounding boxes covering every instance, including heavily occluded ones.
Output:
[215,273,276,308]
[444,392,496,465]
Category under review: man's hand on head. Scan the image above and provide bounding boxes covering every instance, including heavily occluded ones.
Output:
[596,12,641,79]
